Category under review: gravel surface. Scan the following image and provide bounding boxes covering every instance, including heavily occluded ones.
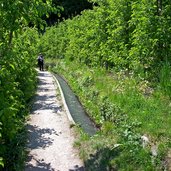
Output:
[25,71,84,171]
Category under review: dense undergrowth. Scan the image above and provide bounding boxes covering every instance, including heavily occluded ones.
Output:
[38,0,171,170]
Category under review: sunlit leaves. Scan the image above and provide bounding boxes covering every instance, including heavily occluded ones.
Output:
[39,0,171,77]
[0,157,3,167]
[0,0,51,169]
[0,0,56,45]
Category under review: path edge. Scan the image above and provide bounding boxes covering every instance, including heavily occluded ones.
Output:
[52,73,76,124]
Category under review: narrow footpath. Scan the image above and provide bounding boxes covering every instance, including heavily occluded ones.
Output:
[25,71,84,171]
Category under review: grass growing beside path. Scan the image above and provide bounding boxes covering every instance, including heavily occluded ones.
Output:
[47,58,171,170]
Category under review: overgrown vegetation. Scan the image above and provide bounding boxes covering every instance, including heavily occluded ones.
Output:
[1,0,171,170]
[47,60,170,170]
[39,0,171,170]
[0,1,56,170]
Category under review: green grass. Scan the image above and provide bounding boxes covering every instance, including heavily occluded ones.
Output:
[47,58,171,170]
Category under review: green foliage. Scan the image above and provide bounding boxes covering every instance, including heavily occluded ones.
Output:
[0,0,55,169]
[159,63,171,98]
[40,0,171,76]
[0,0,56,45]
[50,59,171,170]
[38,0,171,169]
[0,28,38,170]
[99,96,126,124]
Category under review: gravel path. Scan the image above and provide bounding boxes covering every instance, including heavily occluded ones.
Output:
[25,71,84,171]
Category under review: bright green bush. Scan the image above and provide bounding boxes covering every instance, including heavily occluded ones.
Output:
[0,28,38,170]
[0,0,56,169]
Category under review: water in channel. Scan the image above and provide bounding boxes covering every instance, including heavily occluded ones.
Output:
[54,74,97,136]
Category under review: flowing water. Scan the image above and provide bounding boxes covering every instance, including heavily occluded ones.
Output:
[54,74,97,136]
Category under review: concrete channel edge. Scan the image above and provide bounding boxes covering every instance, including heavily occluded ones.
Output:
[52,73,76,125]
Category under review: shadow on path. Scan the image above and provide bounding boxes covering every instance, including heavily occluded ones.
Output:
[25,124,85,171]
[26,125,58,149]
[25,71,57,171]
[25,71,85,171]
[25,125,56,170]
[25,156,55,171]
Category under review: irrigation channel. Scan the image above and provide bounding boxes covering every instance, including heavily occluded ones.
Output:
[53,74,98,136]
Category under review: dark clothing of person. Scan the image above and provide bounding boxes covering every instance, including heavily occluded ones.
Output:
[38,55,44,71]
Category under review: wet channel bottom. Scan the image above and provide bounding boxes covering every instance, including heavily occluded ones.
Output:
[54,74,97,136]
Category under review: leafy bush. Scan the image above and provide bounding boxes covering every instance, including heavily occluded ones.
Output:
[0,0,56,169]
[0,28,39,170]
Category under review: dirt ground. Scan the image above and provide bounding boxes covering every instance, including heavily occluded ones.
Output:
[25,71,84,171]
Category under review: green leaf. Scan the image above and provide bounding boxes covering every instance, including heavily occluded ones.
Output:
[9,64,15,70]
[0,157,4,167]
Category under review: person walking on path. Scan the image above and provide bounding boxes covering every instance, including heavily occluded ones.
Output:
[25,70,84,171]
[37,53,44,71]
